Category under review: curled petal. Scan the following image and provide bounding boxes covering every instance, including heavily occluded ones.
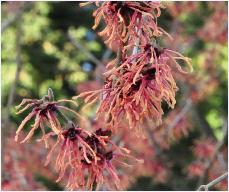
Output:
[15,111,37,141]
[20,112,41,143]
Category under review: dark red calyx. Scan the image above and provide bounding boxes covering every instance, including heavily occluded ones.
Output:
[127,79,142,96]
[40,103,56,116]
[154,47,164,58]
[95,128,112,137]
[63,127,81,141]
[105,151,113,160]
[86,135,99,148]
[81,154,93,165]
[143,67,156,80]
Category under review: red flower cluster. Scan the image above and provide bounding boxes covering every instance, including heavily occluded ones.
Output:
[81,2,166,49]
[75,44,191,133]
[76,1,192,134]
[15,89,142,190]
[14,2,193,190]
[15,89,80,147]
[45,123,142,190]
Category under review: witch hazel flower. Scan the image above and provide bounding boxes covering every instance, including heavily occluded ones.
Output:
[45,122,143,190]
[45,123,97,189]
[13,2,194,190]
[15,88,81,147]
[15,89,143,190]
[75,1,193,135]
[81,2,167,49]
[74,43,192,133]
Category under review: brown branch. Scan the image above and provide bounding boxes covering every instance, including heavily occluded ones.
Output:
[2,12,23,180]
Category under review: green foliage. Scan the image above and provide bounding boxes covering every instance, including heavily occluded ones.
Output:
[35,174,64,191]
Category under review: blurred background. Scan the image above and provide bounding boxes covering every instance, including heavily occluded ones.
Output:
[1,1,228,191]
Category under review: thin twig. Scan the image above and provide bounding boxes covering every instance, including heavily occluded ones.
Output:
[145,123,162,155]
[101,49,112,62]
[165,78,212,137]
[197,172,228,191]
[217,153,227,171]
[192,106,216,139]
[68,30,101,66]
[197,118,228,188]
[132,18,141,55]
[96,48,112,84]
[167,99,192,134]
[132,32,140,55]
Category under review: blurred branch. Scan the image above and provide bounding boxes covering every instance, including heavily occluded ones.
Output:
[132,18,141,55]
[67,30,101,66]
[68,29,114,91]
[197,172,228,191]
[132,33,140,55]
[2,11,22,32]
[101,49,112,62]
[217,153,227,171]
[116,48,122,67]
[167,77,216,138]
[11,151,29,189]
[167,99,192,134]
[6,18,23,114]
[2,12,23,180]
[192,105,216,139]
[190,78,217,138]
[1,2,33,33]
[145,122,162,155]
